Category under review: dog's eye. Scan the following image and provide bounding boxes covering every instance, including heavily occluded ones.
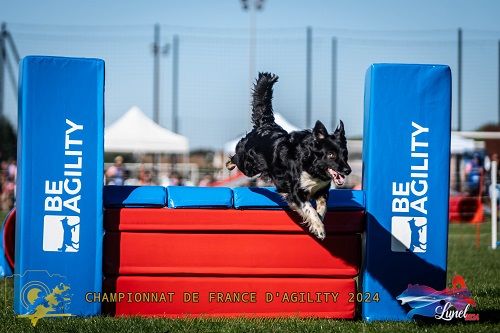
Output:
[327,152,336,159]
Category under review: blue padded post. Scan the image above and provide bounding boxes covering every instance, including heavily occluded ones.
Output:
[15,56,104,316]
[362,64,451,321]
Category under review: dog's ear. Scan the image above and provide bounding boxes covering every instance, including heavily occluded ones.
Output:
[334,120,345,136]
[313,120,328,140]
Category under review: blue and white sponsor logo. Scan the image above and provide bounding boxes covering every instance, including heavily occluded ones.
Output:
[42,119,84,253]
[391,121,429,253]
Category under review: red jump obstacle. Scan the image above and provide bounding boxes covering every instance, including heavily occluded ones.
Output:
[102,203,363,318]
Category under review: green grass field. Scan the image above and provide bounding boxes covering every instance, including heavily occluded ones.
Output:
[1,210,499,333]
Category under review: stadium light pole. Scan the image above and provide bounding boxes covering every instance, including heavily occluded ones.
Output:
[172,34,179,134]
[306,26,312,128]
[151,24,169,175]
[331,37,337,131]
[455,28,463,192]
[153,24,160,124]
[241,0,265,125]
[457,28,462,132]
[0,22,21,119]
[152,24,169,125]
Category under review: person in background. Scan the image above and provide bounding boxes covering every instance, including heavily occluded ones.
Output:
[105,155,126,185]
[7,159,16,183]
[169,172,184,186]
[158,172,171,186]
[139,169,154,185]
[0,159,16,211]
[464,153,482,196]
[0,173,9,211]
[1,168,15,211]
[123,169,139,185]
[198,174,214,187]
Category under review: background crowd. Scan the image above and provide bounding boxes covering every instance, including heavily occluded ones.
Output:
[0,159,16,211]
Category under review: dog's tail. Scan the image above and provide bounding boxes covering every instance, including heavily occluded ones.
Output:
[251,72,279,128]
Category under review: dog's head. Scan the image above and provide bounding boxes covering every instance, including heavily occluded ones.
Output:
[312,120,351,186]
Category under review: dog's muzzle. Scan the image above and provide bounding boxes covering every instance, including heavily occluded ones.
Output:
[327,168,346,186]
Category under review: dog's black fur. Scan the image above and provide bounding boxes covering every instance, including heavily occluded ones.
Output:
[227,72,351,239]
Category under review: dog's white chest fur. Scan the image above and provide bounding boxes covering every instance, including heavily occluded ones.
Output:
[300,171,331,196]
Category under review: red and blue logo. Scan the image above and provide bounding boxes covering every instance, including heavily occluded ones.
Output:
[397,275,478,321]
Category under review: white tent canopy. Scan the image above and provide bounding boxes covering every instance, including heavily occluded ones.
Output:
[450,132,477,154]
[105,106,189,153]
[223,113,300,154]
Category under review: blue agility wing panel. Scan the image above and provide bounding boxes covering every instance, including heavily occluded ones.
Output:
[362,64,451,321]
[167,186,233,208]
[103,186,167,208]
[15,56,104,316]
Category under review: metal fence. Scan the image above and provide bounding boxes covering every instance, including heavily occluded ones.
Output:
[1,23,500,152]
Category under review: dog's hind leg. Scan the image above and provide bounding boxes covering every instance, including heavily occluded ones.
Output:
[228,149,266,177]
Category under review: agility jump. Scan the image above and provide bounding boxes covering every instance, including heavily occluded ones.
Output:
[11,56,451,321]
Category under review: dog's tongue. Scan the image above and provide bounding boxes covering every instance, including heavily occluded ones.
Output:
[328,168,345,186]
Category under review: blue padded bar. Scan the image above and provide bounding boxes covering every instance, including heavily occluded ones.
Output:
[233,187,287,209]
[362,64,451,321]
[103,186,167,208]
[233,187,365,210]
[167,186,233,208]
[15,56,104,316]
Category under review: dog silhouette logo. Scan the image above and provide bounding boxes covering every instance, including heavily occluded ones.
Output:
[391,216,427,253]
[407,217,427,252]
[43,216,80,252]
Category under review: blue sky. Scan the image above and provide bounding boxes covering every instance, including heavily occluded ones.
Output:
[2,0,500,149]
[3,1,500,30]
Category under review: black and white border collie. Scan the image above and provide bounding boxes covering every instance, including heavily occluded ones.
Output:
[227,73,351,240]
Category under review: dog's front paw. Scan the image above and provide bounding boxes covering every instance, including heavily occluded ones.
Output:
[299,218,308,226]
[309,222,326,240]
[315,198,327,222]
